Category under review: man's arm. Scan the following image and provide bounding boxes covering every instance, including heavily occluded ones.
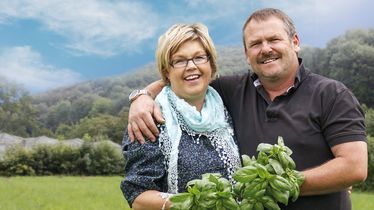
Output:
[300,141,367,195]
[128,80,165,143]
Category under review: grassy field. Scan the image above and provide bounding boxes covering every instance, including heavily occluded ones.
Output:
[351,191,374,210]
[0,176,373,210]
[0,176,130,210]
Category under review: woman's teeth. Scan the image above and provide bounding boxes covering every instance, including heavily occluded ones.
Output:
[185,75,200,80]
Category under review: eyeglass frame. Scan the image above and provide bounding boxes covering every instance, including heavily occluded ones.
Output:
[169,55,210,69]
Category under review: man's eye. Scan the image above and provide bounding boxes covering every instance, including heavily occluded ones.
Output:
[249,42,259,48]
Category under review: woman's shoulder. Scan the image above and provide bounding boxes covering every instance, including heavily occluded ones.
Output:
[122,124,164,151]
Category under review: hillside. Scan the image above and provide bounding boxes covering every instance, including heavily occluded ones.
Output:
[2,28,373,141]
[32,46,248,110]
[25,46,249,142]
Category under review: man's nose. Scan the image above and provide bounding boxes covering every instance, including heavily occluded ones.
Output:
[260,42,273,54]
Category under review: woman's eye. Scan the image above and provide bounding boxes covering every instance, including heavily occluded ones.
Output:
[174,59,185,64]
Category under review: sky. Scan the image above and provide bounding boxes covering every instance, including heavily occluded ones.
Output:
[0,0,373,93]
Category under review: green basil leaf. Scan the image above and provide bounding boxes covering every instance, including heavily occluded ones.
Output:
[269,158,285,175]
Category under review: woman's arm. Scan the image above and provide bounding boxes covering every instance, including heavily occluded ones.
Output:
[132,190,172,210]
[120,132,167,208]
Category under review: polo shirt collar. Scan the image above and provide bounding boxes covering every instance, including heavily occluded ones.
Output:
[251,58,305,92]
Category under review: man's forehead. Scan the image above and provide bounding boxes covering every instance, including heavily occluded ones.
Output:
[245,18,288,34]
[247,16,283,27]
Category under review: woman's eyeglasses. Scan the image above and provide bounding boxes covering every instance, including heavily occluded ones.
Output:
[170,55,210,69]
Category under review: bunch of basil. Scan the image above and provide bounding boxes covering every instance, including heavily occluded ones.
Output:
[169,136,305,210]
[170,173,239,210]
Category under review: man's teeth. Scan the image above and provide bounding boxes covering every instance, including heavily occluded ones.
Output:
[185,75,199,80]
[263,58,277,64]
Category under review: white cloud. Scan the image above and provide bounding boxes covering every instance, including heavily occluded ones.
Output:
[0,46,82,93]
[258,0,369,22]
[257,0,374,46]
[179,0,373,29]
[0,0,372,56]
[184,0,373,46]
[0,0,159,57]
[171,0,249,24]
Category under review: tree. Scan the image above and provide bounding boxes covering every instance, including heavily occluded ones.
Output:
[299,46,326,75]
[69,114,125,143]
[362,105,374,136]
[322,29,374,107]
[55,123,74,139]
[0,78,40,136]
[45,100,72,132]
[89,97,114,116]
[70,94,96,122]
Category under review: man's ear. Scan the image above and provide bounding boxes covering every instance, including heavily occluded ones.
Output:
[292,34,301,53]
[244,47,251,65]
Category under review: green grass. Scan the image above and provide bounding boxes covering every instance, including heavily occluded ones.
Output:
[352,191,374,210]
[0,176,130,210]
[0,176,373,210]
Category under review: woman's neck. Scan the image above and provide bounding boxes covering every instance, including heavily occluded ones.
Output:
[185,96,205,112]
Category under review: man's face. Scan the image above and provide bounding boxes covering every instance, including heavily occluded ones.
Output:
[243,16,300,82]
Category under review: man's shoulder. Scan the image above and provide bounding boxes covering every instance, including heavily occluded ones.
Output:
[304,70,348,93]
[211,72,251,87]
[299,61,347,90]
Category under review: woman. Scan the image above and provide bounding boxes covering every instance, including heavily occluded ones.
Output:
[120,23,241,210]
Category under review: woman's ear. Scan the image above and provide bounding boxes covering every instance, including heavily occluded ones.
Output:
[210,71,215,80]
[165,70,170,83]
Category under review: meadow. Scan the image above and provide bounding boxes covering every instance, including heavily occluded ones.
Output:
[0,176,130,210]
[0,176,373,210]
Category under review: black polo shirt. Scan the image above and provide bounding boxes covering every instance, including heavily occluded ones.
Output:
[210,58,366,210]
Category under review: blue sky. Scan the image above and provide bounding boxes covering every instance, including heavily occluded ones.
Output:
[0,0,373,93]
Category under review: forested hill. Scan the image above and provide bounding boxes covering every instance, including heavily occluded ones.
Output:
[21,46,249,142]
[1,28,373,142]
[32,46,249,113]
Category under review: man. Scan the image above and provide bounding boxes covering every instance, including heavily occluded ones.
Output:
[127,8,367,210]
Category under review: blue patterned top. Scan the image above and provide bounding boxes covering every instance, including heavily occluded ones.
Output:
[120,127,235,207]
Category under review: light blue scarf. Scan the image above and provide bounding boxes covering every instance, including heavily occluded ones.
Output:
[155,86,241,193]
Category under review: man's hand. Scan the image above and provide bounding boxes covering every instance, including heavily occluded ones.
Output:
[128,95,165,144]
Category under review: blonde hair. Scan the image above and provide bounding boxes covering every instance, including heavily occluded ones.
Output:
[156,23,217,83]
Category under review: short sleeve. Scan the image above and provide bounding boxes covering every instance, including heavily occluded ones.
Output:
[321,84,366,146]
[120,133,167,207]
